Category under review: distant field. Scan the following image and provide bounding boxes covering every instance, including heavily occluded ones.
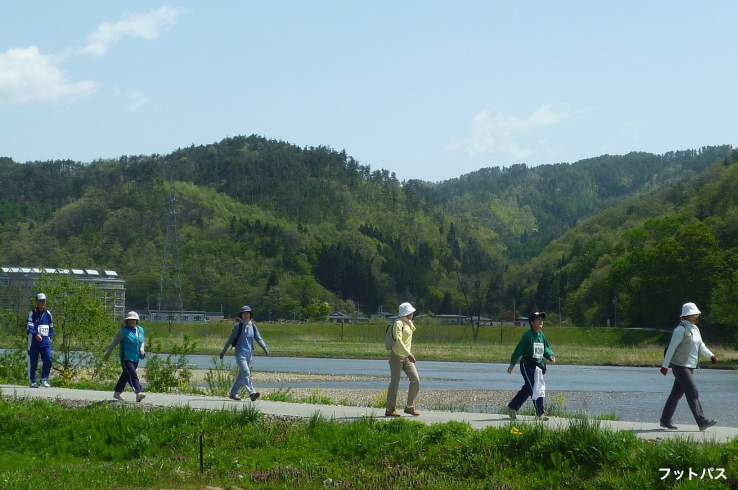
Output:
[142,322,738,368]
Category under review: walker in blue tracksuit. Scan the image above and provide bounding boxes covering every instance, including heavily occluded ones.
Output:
[27,293,54,387]
[220,306,269,401]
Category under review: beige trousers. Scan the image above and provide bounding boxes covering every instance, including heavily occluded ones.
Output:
[385,351,420,411]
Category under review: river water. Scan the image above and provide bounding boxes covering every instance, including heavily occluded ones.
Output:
[184,355,738,427]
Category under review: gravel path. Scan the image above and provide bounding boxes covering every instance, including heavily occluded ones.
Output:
[185,369,611,416]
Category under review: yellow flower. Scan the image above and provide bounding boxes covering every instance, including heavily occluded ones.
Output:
[510,427,522,436]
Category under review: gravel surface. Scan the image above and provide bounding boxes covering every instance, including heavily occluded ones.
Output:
[187,369,610,415]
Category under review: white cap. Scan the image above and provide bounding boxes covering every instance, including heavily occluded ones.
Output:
[36,293,46,301]
[124,311,140,321]
[680,302,701,317]
[398,302,416,318]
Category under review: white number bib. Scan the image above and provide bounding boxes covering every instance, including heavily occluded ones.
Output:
[38,325,50,337]
[533,342,544,359]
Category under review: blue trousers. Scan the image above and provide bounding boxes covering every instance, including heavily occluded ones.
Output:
[508,361,545,416]
[230,354,255,397]
[114,360,143,394]
[28,344,52,383]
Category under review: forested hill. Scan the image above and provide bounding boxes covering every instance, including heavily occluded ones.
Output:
[428,147,732,261]
[514,148,738,336]
[0,135,733,326]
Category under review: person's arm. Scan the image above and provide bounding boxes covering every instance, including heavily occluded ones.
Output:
[698,339,714,360]
[27,311,38,336]
[253,325,269,355]
[543,336,554,361]
[47,312,54,340]
[139,327,145,354]
[662,325,685,370]
[220,325,239,359]
[103,330,125,360]
[508,334,529,372]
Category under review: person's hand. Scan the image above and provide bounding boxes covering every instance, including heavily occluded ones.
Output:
[35,334,42,342]
[408,354,416,363]
[103,354,109,361]
[550,356,556,364]
[507,366,514,374]
[711,355,718,364]
[660,367,668,376]
[139,349,145,355]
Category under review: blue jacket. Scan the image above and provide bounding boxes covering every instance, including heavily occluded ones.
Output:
[104,325,145,363]
[27,309,54,347]
[220,320,268,359]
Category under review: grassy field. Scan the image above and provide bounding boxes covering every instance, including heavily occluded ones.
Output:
[1,395,736,490]
[142,321,738,368]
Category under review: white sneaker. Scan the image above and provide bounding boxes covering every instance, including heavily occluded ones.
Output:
[136,392,146,402]
[113,392,125,402]
[29,382,38,388]
[40,379,50,388]
[506,406,517,419]
[537,413,549,421]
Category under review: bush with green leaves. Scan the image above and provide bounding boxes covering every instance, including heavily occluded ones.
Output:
[144,334,197,392]
[204,355,237,396]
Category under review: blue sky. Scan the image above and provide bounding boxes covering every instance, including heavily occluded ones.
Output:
[1,1,737,182]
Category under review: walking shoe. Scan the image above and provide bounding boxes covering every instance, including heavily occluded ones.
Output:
[659,421,678,430]
[29,382,38,388]
[136,392,146,403]
[699,420,717,431]
[536,413,549,421]
[506,406,517,419]
[229,395,242,401]
[403,407,421,416]
[40,379,50,388]
[384,409,401,417]
[113,392,125,402]
[249,392,260,401]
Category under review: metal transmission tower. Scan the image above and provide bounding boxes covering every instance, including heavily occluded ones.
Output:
[158,180,184,324]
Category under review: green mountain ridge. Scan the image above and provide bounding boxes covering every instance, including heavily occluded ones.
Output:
[0,135,735,333]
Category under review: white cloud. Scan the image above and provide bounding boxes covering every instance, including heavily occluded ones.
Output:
[115,87,148,112]
[0,46,97,104]
[449,104,577,160]
[81,7,185,57]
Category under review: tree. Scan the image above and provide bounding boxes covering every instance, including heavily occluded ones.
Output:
[36,273,117,384]
[303,301,331,323]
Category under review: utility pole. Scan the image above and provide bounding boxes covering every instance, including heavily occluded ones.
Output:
[158,179,184,329]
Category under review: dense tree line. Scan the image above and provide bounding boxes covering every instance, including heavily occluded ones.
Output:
[0,135,734,334]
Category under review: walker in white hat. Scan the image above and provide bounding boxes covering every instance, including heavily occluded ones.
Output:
[680,303,701,317]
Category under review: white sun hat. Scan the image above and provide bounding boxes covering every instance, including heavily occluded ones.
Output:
[680,302,701,317]
[124,311,140,321]
[398,302,416,318]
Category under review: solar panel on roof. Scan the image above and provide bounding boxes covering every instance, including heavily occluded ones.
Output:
[86,269,100,275]
[104,270,118,277]
[71,269,85,275]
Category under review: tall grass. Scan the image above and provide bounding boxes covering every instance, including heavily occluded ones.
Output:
[1,397,735,489]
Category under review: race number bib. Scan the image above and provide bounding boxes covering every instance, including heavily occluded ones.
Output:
[533,342,544,359]
[38,325,50,337]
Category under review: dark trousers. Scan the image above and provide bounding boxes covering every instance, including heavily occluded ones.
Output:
[661,365,709,426]
[114,360,143,394]
[28,344,52,383]
[508,361,545,416]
